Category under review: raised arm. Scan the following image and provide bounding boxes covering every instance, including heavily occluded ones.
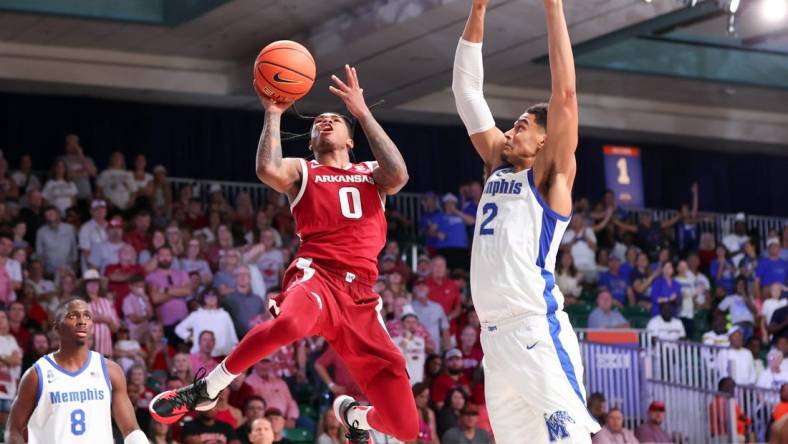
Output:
[254,97,303,197]
[330,65,409,195]
[452,0,505,169]
[535,0,578,216]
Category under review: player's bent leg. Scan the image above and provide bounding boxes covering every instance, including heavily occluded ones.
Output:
[333,368,419,443]
[149,284,322,424]
[362,368,420,441]
[331,301,419,442]
[515,312,600,442]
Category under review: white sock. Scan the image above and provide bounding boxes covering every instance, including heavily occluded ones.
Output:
[347,405,372,430]
[205,362,237,399]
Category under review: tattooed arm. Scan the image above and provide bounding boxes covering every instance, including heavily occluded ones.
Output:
[330,64,409,195]
[254,98,303,199]
[357,113,409,194]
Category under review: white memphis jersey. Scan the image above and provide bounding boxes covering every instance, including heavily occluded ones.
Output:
[470,165,570,322]
[28,351,113,444]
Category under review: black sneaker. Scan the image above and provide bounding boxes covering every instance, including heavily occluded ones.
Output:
[333,395,371,444]
[149,372,218,424]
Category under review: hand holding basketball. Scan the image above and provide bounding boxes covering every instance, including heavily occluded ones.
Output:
[329,64,370,119]
[259,93,293,115]
[253,40,316,103]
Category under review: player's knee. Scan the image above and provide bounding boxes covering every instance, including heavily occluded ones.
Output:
[274,313,310,341]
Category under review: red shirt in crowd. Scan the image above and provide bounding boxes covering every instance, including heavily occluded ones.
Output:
[105,263,145,315]
[25,303,48,332]
[426,276,460,316]
[124,230,151,254]
[315,347,366,402]
[184,214,208,231]
[228,380,256,411]
[430,373,471,406]
[10,324,31,354]
[461,346,484,381]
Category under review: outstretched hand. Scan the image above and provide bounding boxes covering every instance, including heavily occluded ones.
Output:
[329,64,371,119]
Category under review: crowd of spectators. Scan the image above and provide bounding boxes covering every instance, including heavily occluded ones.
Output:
[1,133,787,444]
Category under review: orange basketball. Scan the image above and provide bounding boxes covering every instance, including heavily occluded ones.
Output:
[253,40,316,103]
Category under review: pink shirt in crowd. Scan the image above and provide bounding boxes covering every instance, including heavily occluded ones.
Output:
[90,297,118,357]
[189,353,218,375]
[245,373,300,420]
[146,269,190,326]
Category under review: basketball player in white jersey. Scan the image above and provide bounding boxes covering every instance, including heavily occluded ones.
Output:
[452,0,600,442]
[6,298,147,444]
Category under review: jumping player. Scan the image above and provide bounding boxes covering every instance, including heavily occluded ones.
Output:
[149,65,418,443]
[6,297,147,444]
[452,0,601,442]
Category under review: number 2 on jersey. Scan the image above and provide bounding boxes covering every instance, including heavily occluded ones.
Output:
[71,409,86,436]
[338,187,362,219]
[479,203,498,236]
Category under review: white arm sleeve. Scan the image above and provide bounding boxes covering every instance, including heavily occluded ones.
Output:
[452,38,496,136]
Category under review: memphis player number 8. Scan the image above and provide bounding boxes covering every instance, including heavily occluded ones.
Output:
[71,409,86,435]
[338,187,362,219]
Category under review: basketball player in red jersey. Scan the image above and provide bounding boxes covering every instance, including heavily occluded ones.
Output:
[149,64,418,443]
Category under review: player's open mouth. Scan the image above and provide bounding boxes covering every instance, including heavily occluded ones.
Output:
[75,330,88,337]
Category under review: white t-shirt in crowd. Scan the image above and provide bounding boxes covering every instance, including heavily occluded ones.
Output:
[702,331,731,348]
[757,367,788,391]
[130,172,153,193]
[646,316,686,341]
[718,295,755,325]
[722,233,750,267]
[393,333,426,385]
[3,259,22,301]
[716,347,756,385]
[256,249,286,290]
[174,308,239,357]
[0,334,22,400]
[561,227,597,272]
[96,169,134,209]
[676,273,699,319]
[41,179,78,215]
[763,299,788,326]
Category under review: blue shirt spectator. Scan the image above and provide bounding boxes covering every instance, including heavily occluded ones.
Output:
[650,263,681,316]
[630,253,654,305]
[588,290,630,329]
[676,222,699,256]
[757,239,788,287]
[461,181,481,238]
[619,247,638,283]
[738,242,759,285]
[710,246,736,295]
[598,256,630,306]
[418,192,443,250]
[434,194,470,250]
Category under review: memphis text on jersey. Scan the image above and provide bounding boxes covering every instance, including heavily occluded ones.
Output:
[49,387,106,405]
[484,177,522,196]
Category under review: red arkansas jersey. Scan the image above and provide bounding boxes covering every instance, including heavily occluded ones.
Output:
[291,159,386,281]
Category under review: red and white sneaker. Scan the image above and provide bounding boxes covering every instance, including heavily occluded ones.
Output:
[149,377,218,424]
[333,395,372,444]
